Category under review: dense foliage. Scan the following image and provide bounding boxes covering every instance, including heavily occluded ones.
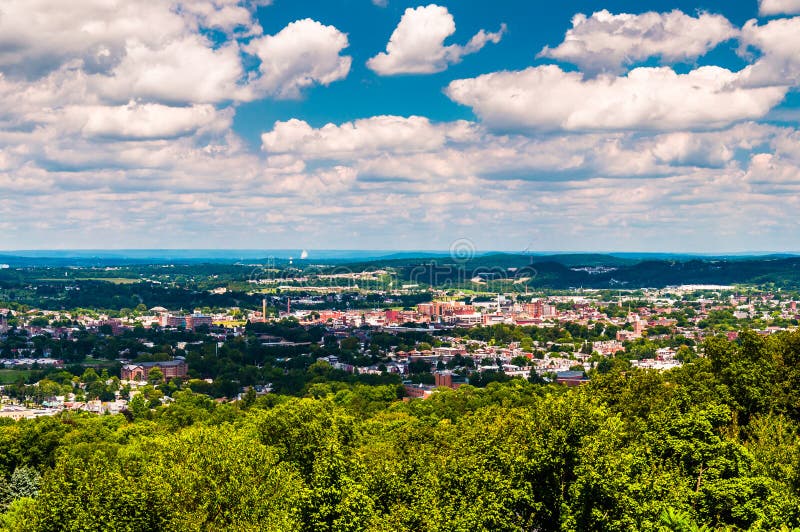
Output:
[2,331,800,530]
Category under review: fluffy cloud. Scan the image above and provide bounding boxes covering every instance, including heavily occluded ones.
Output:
[445,65,787,132]
[178,0,269,35]
[0,1,350,104]
[746,153,800,185]
[64,102,230,140]
[0,0,267,79]
[3,118,800,250]
[739,17,800,87]
[367,4,505,75]
[759,0,800,15]
[94,38,246,104]
[0,0,186,77]
[259,115,789,187]
[743,151,800,208]
[538,9,737,75]
[245,19,352,99]
[262,116,478,157]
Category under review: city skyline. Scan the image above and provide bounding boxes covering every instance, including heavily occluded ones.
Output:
[2,0,800,252]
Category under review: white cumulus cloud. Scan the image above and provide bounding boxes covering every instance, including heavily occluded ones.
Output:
[0,1,176,76]
[538,9,737,75]
[64,102,229,140]
[262,116,477,157]
[94,37,246,104]
[0,2,350,104]
[178,0,267,35]
[445,65,787,132]
[739,17,800,88]
[0,0,262,78]
[759,0,800,15]
[367,4,505,75]
[245,19,352,99]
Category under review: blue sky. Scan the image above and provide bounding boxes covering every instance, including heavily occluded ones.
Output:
[1,0,800,253]
[235,0,759,143]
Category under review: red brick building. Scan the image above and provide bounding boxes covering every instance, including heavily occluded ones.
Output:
[434,371,467,389]
[121,359,188,381]
[186,314,212,330]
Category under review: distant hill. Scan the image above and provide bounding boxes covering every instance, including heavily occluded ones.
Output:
[340,254,800,289]
[529,253,638,267]
[3,250,800,288]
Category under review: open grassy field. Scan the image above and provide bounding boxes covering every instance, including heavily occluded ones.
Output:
[214,320,247,327]
[37,277,140,284]
[0,369,32,384]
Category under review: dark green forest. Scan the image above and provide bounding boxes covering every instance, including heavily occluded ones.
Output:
[2,330,800,530]
[340,253,800,289]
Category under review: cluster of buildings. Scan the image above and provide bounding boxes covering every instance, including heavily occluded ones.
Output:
[3,284,800,410]
[278,289,800,349]
[104,308,218,331]
[288,297,560,328]
[0,359,192,419]
[274,288,800,397]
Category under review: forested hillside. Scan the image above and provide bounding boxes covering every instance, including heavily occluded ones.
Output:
[382,255,800,289]
[1,331,800,531]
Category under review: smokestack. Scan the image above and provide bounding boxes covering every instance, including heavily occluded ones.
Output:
[262,298,267,322]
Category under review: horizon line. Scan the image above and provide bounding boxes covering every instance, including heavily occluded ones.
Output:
[2,249,800,256]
